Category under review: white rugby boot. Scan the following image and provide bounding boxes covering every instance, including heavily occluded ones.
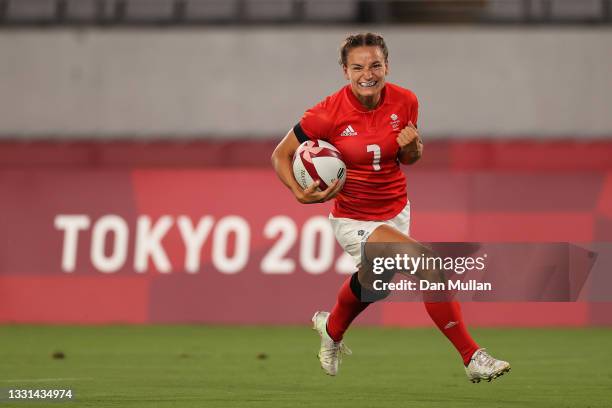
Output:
[465,348,511,383]
[311,311,352,376]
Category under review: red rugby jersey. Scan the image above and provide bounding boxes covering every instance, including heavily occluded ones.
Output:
[294,83,418,221]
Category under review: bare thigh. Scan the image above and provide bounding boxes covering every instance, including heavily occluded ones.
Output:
[358,224,443,289]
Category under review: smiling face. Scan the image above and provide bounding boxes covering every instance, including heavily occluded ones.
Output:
[343,46,389,108]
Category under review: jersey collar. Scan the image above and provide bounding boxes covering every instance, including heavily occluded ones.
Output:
[345,84,387,112]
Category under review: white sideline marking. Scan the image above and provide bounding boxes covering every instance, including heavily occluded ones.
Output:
[1,377,93,383]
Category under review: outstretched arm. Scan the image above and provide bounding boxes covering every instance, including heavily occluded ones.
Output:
[271,129,343,204]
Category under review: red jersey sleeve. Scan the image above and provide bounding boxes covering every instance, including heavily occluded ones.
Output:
[408,91,419,128]
[293,99,334,143]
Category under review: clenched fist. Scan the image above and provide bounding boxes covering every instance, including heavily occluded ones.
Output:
[396,122,423,165]
[396,122,420,148]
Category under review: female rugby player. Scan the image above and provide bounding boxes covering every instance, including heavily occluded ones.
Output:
[271,33,510,382]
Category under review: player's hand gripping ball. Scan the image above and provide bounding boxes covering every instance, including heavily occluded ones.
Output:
[292,140,346,191]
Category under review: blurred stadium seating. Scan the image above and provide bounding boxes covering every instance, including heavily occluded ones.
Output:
[0,0,610,25]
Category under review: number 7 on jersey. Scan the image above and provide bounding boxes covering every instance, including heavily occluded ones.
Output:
[366,144,381,171]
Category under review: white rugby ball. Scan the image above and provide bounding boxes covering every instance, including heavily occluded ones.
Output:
[292,140,346,191]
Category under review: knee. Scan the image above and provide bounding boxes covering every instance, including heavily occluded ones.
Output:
[350,272,391,302]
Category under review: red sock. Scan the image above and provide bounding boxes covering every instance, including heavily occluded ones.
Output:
[326,276,370,342]
[424,301,479,365]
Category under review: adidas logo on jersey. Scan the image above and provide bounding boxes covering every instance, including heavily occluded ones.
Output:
[340,125,358,137]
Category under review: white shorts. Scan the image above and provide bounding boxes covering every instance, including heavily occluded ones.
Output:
[329,202,411,267]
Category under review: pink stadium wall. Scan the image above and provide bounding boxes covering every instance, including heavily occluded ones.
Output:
[1,140,611,326]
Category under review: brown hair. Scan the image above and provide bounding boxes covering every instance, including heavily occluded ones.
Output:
[339,32,389,66]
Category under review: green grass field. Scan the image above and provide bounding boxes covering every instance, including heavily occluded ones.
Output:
[1,325,611,407]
